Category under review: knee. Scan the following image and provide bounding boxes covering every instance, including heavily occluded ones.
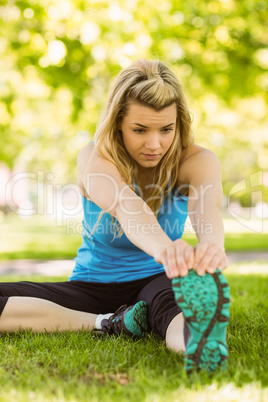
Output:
[148,289,181,339]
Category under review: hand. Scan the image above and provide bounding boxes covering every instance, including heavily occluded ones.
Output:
[154,239,195,279]
[193,241,228,276]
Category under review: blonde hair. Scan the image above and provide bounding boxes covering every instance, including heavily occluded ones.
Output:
[88,59,194,238]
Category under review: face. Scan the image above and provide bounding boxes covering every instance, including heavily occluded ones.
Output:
[119,102,177,174]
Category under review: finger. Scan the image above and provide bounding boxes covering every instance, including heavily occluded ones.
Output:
[184,245,195,269]
[165,262,176,279]
[166,247,179,277]
[206,254,223,274]
[197,245,219,272]
[163,253,175,279]
[175,255,189,277]
[218,258,228,271]
[193,243,209,268]
[194,244,209,275]
[159,250,171,279]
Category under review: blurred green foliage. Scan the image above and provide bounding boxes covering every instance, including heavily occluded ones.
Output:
[0,0,267,204]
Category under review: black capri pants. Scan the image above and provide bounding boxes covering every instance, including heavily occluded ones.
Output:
[0,273,181,339]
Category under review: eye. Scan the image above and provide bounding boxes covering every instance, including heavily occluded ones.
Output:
[133,128,173,134]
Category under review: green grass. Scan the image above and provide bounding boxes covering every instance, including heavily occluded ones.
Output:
[0,269,267,401]
[0,216,81,260]
[0,215,267,260]
[183,232,268,252]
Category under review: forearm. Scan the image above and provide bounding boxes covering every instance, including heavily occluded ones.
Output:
[114,197,172,259]
[189,200,225,250]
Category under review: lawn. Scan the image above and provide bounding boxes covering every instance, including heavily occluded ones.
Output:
[0,267,267,402]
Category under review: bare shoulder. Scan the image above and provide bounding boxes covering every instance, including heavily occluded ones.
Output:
[77,142,95,198]
[177,144,221,193]
[180,144,209,164]
[77,142,125,201]
[77,142,95,168]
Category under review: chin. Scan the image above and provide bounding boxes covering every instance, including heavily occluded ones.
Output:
[138,161,159,169]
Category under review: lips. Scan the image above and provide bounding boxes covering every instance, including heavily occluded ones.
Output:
[142,153,160,160]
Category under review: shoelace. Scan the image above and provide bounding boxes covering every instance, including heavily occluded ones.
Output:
[104,304,128,334]
[90,304,129,336]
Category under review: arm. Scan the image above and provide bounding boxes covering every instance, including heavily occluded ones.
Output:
[78,145,227,278]
[182,149,228,275]
[77,145,173,258]
[187,150,224,249]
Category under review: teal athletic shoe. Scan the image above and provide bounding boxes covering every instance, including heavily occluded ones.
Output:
[100,301,149,337]
[172,269,230,373]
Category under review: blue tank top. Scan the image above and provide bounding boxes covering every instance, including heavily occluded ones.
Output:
[69,151,188,283]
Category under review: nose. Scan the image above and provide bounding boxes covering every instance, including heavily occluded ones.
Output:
[144,133,160,152]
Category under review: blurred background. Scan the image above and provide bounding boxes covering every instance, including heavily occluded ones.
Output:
[0,0,267,261]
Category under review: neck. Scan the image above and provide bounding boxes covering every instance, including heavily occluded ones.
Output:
[135,163,155,178]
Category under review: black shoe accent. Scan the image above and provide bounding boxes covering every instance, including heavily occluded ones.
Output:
[92,301,149,338]
[101,304,131,336]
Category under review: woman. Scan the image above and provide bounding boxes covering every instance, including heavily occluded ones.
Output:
[0,59,230,373]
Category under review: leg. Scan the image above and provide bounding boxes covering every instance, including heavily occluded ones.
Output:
[0,280,108,333]
[165,313,185,353]
[135,273,183,344]
[0,296,97,333]
[0,281,149,336]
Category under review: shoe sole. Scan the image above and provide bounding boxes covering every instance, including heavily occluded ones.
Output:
[172,269,230,373]
[123,300,149,337]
